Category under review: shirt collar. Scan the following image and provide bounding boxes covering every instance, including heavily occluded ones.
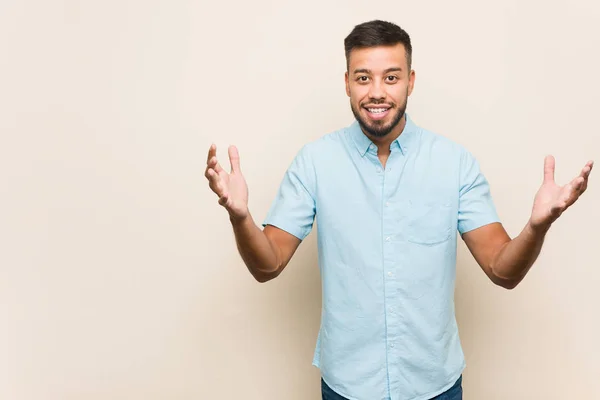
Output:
[349,113,419,157]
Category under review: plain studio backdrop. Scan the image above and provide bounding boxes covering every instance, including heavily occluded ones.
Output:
[1,0,599,399]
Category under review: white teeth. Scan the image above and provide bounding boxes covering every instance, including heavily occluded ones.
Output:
[368,108,388,114]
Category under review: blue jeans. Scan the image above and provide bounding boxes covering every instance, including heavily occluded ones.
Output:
[321,375,463,400]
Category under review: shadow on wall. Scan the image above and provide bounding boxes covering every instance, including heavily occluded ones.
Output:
[191,228,322,399]
[262,230,323,396]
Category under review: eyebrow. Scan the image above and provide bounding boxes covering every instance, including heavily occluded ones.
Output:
[353,67,403,75]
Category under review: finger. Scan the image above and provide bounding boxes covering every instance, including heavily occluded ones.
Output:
[578,166,590,192]
[577,163,592,179]
[207,156,224,174]
[206,144,225,174]
[576,176,585,192]
[568,176,585,193]
[571,161,593,194]
[205,167,218,186]
[218,193,230,207]
[584,161,593,178]
[579,160,593,180]
[228,145,241,173]
[564,177,585,207]
[543,155,555,184]
[218,192,234,210]
[569,167,589,191]
[581,167,592,193]
[206,168,225,196]
[207,143,216,164]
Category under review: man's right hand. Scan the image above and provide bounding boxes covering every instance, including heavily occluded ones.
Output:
[205,143,303,282]
[205,144,249,221]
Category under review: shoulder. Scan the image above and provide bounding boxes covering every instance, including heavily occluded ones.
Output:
[280,125,349,179]
[412,122,488,186]
[418,125,470,157]
[415,123,485,172]
[294,123,352,160]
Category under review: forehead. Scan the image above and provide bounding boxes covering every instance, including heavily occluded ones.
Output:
[348,44,408,73]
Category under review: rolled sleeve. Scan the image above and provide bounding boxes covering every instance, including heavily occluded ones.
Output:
[458,150,500,234]
[262,145,316,240]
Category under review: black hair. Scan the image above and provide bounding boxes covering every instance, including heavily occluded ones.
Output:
[344,20,412,71]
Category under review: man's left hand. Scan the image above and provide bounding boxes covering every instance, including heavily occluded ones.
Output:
[529,155,593,231]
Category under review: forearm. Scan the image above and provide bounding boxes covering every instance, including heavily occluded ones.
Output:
[230,213,280,282]
[490,219,549,285]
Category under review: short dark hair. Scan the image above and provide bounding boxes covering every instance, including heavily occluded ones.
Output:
[344,20,412,71]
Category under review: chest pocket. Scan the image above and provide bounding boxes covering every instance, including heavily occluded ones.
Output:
[405,199,454,245]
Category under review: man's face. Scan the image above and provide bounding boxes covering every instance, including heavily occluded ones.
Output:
[345,44,415,138]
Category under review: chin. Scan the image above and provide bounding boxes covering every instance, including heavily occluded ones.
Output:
[363,122,393,137]
[362,112,403,137]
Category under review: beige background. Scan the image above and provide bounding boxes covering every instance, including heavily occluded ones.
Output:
[1,0,599,399]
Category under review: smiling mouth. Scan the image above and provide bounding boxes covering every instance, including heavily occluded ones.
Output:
[367,107,389,113]
[364,106,391,120]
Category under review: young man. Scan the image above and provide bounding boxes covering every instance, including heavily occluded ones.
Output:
[205,20,593,400]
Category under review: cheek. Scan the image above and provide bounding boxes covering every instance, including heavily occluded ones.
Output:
[389,84,409,102]
[350,86,369,104]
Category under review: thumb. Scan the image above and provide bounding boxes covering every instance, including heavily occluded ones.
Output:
[228,145,241,173]
[543,155,555,184]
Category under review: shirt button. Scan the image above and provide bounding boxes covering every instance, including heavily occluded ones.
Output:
[385,202,390,207]
[376,167,382,173]
[388,271,393,277]
[389,307,394,313]
[385,236,391,242]
[390,343,395,348]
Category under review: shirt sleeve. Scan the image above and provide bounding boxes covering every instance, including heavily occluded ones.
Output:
[262,145,317,240]
[458,149,501,235]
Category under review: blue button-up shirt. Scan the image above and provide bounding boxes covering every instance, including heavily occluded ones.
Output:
[263,114,500,400]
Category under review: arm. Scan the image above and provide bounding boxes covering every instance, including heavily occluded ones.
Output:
[205,144,307,283]
[463,156,593,289]
[230,214,301,282]
[462,222,544,289]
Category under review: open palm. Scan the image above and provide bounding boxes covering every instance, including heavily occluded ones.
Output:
[205,144,249,221]
[530,155,593,230]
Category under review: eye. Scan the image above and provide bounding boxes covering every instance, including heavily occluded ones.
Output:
[357,76,369,83]
[385,76,398,83]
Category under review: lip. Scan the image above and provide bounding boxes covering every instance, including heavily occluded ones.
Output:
[364,106,391,120]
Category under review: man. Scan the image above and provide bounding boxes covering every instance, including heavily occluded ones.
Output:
[204,20,593,400]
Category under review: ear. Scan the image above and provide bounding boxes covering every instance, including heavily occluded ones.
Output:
[407,69,416,96]
[345,71,350,97]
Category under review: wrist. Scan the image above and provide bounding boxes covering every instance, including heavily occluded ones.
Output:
[527,218,551,236]
[230,211,250,226]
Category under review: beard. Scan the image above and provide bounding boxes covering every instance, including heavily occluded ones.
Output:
[350,96,407,138]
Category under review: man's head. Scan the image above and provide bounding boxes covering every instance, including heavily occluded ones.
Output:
[344,20,415,139]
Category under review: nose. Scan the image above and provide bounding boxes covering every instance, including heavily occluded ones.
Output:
[368,79,386,100]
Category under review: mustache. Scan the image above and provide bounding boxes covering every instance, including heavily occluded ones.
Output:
[361,100,395,107]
